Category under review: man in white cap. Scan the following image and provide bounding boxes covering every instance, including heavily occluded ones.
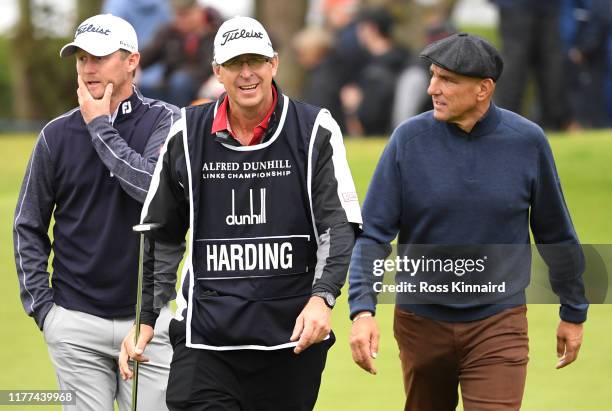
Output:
[119,16,361,410]
[14,14,180,410]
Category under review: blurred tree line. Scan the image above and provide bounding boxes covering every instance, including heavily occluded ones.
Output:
[2,0,454,123]
[4,0,309,121]
[8,0,102,121]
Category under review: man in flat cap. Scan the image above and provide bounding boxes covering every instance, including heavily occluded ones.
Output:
[348,33,588,410]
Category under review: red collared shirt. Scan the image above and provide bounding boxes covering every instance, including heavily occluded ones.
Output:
[211,86,278,146]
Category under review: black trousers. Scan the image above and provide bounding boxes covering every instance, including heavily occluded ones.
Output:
[166,318,335,411]
[495,6,569,130]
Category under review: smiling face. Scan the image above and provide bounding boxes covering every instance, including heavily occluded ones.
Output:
[75,49,139,99]
[427,64,487,126]
[213,53,278,114]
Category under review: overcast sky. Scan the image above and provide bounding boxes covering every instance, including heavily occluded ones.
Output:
[1,0,24,33]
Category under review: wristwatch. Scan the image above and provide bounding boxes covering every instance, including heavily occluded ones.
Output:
[312,291,336,309]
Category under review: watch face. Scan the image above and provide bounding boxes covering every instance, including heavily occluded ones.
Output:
[314,292,335,307]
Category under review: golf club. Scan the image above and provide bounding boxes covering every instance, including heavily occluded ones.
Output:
[131,223,161,411]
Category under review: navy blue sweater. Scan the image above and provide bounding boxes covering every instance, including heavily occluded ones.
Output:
[348,104,588,323]
[14,88,179,329]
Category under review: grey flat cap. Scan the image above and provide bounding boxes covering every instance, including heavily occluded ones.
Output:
[420,33,503,81]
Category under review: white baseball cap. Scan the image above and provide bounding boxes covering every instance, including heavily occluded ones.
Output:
[60,14,138,58]
[213,16,275,64]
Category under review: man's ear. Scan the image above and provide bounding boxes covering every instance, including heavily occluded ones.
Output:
[213,63,222,80]
[128,52,140,74]
[270,54,279,77]
[477,78,495,101]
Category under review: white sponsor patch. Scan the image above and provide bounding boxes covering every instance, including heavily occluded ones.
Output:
[342,192,358,202]
[121,101,132,115]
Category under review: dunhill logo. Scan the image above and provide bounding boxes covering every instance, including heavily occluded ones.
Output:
[226,188,266,226]
[76,24,111,37]
[220,28,264,46]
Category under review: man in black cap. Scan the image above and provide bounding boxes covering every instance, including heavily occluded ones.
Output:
[348,33,588,410]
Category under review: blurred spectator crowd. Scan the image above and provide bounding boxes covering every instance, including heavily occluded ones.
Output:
[104,0,612,136]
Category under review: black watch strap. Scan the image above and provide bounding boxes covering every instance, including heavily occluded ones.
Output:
[312,291,336,308]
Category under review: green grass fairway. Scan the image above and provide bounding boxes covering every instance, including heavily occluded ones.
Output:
[1,132,611,410]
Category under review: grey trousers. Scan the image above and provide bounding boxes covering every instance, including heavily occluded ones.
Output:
[43,304,172,411]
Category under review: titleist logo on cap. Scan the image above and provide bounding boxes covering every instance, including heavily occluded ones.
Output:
[220,28,263,46]
[76,24,111,37]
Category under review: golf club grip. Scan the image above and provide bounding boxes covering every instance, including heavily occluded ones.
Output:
[132,222,162,233]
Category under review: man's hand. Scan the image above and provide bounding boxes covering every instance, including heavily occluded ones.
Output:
[568,48,584,65]
[350,312,379,375]
[118,324,154,380]
[290,296,332,354]
[77,75,113,124]
[340,83,363,113]
[556,320,584,369]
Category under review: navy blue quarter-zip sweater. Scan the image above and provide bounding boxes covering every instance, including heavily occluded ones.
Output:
[14,88,179,329]
[348,104,588,323]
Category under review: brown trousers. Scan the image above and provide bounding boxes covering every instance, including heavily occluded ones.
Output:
[393,305,529,411]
